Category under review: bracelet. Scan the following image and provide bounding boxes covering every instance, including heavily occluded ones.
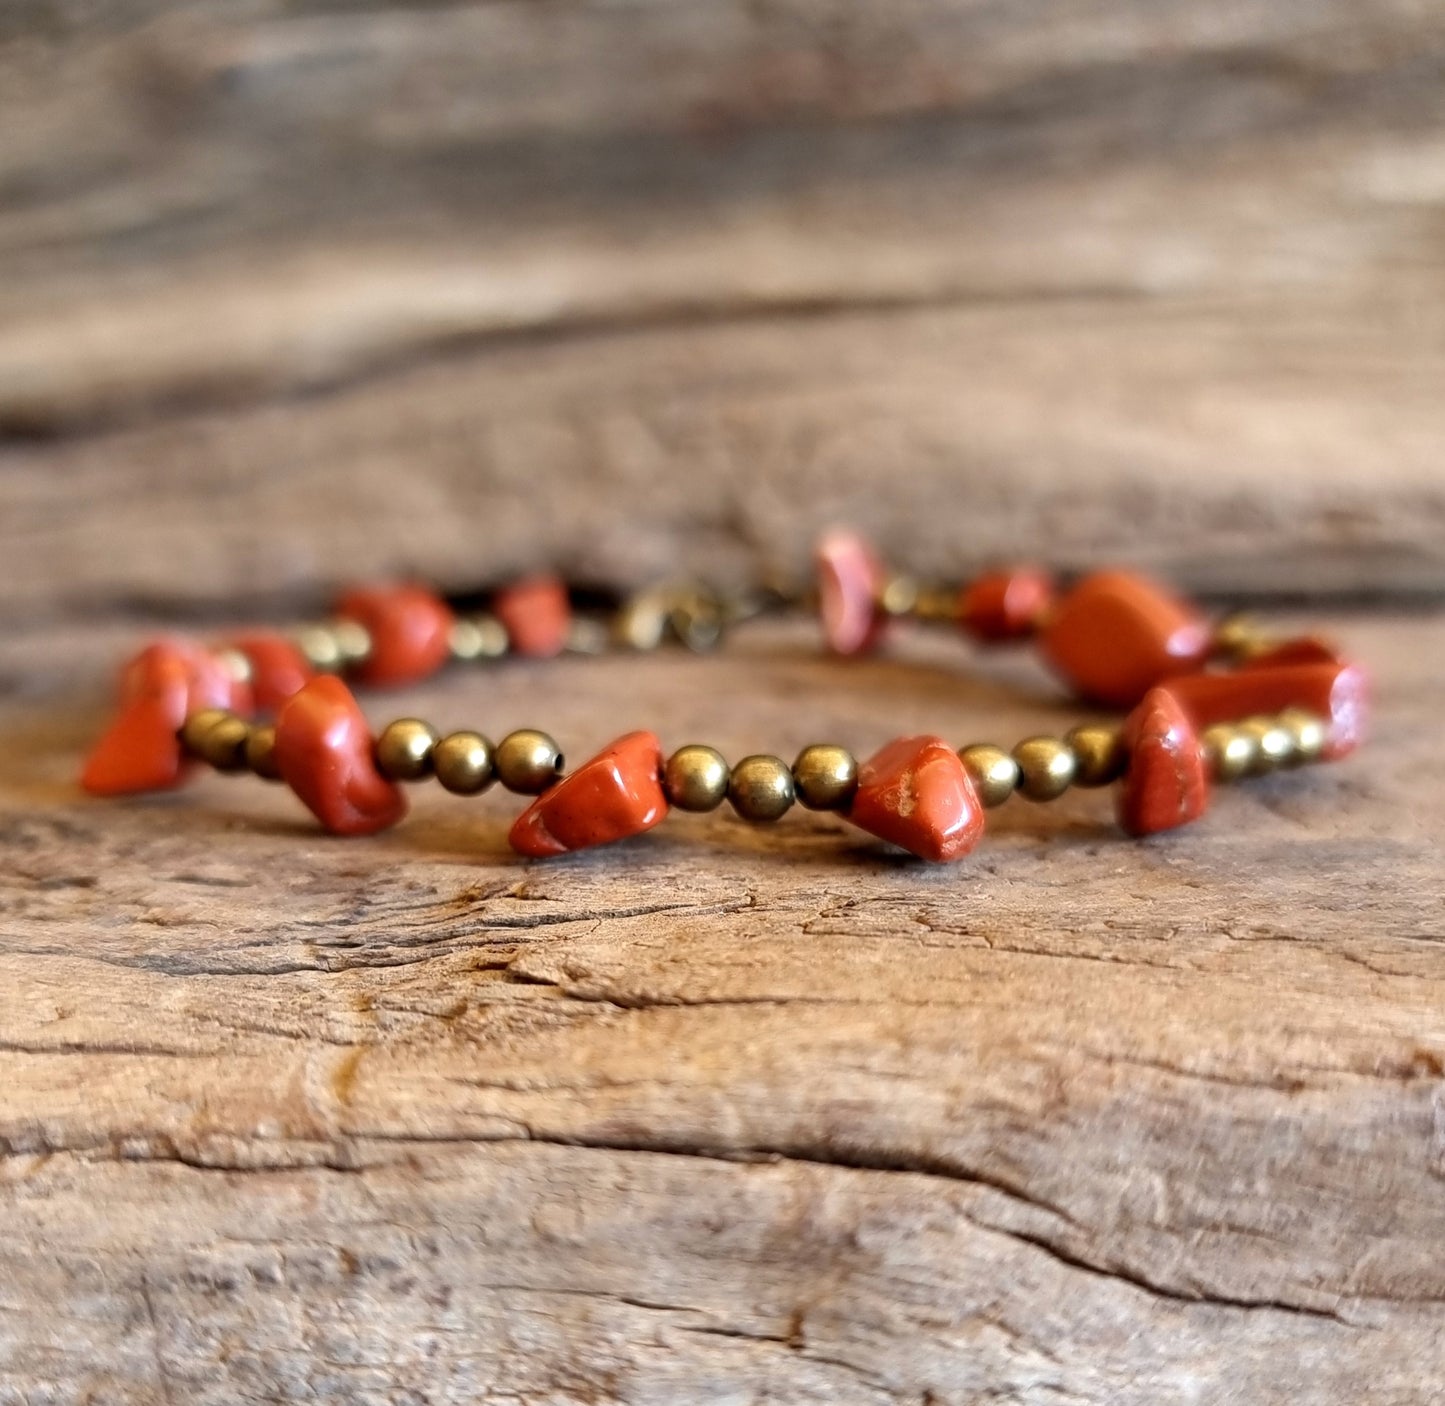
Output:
[78,531,1368,864]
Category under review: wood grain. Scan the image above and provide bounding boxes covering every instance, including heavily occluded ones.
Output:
[3,0,1445,617]
[2,612,1443,1403]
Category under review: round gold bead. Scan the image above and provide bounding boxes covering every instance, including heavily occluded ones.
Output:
[1201,723,1256,783]
[433,731,495,795]
[613,593,669,652]
[1066,724,1125,788]
[1238,715,1294,774]
[791,744,858,812]
[879,575,919,617]
[449,614,509,663]
[330,619,373,668]
[1012,736,1076,802]
[1212,612,1271,663]
[212,646,253,687]
[663,745,730,813]
[1278,707,1327,766]
[182,709,250,772]
[959,744,1019,808]
[245,723,283,781]
[294,625,343,673]
[728,754,795,822]
[495,729,564,794]
[375,718,439,781]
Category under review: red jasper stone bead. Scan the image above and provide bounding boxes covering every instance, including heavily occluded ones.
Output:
[230,632,314,711]
[273,676,407,836]
[82,641,248,796]
[847,734,985,863]
[1040,569,1210,709]
[958,567,1055,643]
[494,574,571,659]
[1242,636,1342,669]
[1163,661,1368,760]
[1117,687,1209,837]
[334,584,454,687]
[509,731,668,858]
[816,529,888,656]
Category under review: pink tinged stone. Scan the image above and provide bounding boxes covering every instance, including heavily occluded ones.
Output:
[274,676,408,836]
[1117,687,1210,837]
[494,574,571,658]
[509,731,668,858]
[847,734,985,863]
[816,529,888,655]
[81,640,250,797]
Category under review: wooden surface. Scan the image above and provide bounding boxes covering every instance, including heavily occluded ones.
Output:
[3,614,1444,1404]
[4,0,1445,617]
[5,0,1445,1400]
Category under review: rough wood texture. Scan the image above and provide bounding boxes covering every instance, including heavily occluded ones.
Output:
[3,615,1443,1403]
[4,0,1445,618]
[5,0,1445,1399]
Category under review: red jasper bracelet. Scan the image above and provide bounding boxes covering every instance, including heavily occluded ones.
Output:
[79,531,1368,864]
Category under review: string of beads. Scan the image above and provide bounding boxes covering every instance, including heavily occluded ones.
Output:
[80,531,1368,864]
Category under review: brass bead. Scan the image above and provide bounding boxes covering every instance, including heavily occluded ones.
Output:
[449,614,509,662]
[1201,723,1256,783]
[728,754,795,822]
[212,646,253,687]
[879,575,919,617]
[1238,715,1294,774]
[912,585,960,624]
[959,744,1019,808]
[182,710,249,772]
[1212,613,1272,663]
[295,625,343,673]
[495,729,564,794]
[375,718,439,781]
[246,723,283,781]
[1278,707,1327,766]
[613,592,670,652]
[330,618,373,668]
[791,744,858,812]
[433,731,495,795]
[1066,724,1125,788]
[663,745,730,812]
[1012,736,1076,802]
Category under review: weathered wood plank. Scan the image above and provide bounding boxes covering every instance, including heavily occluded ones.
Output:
[2,0,1444,612]
[2,612,1442,1402]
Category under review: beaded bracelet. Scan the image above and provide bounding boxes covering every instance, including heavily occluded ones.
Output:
[79,531,1368,864]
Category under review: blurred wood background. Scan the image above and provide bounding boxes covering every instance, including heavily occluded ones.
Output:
[2,2,1444,1403]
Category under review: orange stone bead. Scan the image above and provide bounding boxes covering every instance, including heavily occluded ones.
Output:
[1242,636,1342,669]
[81,641,248,797]
[1117,687,1209,837]
[273,676,407,836]
[493,574,570,659]
[958,567,1054,643]
[847,734,985,863]
[335,584,454,687]
[816,529,888,656]
[1040,570,1210,708]
[509,731,668,858]
[1163,661,1368,760]
[231,632,314,711]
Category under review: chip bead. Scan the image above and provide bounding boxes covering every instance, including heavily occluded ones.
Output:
[334,584,454,687]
